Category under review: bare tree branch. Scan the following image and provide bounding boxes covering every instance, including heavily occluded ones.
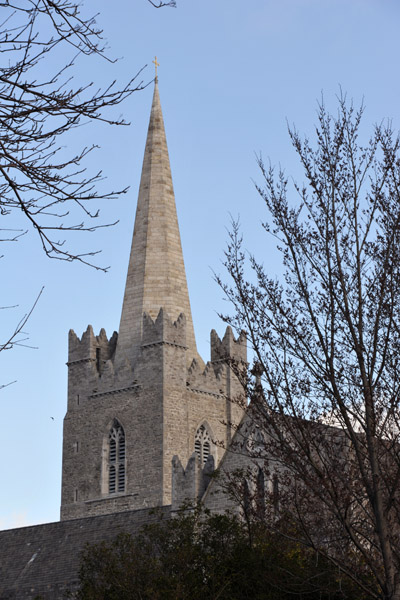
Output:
[219,95,400,600]
[0,0,173,270]
[0,286,44,353]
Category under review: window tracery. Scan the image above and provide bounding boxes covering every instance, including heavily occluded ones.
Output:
[108,421,126,494]
[194,424,212,465]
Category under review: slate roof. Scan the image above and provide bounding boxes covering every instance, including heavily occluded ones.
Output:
[0,506,171,599]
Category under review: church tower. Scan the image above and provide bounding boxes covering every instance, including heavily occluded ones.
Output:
[60,77,246,521]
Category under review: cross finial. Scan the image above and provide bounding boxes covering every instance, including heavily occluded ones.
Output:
[152,56,160,78]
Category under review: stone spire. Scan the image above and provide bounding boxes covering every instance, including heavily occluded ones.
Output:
[115,79,200,369]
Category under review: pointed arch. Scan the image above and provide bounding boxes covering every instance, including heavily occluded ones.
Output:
[102,419,126,495]
[194,422,214,466]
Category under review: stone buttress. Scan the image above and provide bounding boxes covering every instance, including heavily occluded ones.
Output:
[60,79,246,521]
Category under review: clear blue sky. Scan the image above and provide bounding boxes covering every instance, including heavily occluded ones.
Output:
[1,0,400,529]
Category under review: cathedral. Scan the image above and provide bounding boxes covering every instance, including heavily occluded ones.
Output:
[0,78,250,598]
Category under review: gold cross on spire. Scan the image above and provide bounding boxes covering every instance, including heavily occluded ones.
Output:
[152,56,160,78]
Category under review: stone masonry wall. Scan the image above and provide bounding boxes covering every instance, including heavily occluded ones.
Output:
[62,316,247,520]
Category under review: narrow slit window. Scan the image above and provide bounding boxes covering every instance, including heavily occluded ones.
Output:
[96,347,101,372]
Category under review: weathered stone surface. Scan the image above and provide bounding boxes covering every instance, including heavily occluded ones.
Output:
[60,81,247,521]
[114,79,201,370]
[61,317,246,519]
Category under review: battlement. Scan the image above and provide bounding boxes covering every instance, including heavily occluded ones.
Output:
[68,325,118,372]
[171,453,215,511]
[187,359,224,396]
[210,326,247,364]
[142,308,187,348]
[61,79,242,530]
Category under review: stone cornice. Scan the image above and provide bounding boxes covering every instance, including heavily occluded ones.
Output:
[141,340,188,350]
[66,357,96,366]
[84,492,139,504]
[188,386,225,399]
[89,384,140,399]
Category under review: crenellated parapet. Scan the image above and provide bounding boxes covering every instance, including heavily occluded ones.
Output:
[68,325,118,373]
[141,308,187,349]
[66,326,120,409]
[210,326,247,365]
[187,359,225,397]
[209,327,247,443]
[61,78,246,523]
[171,453,215,511]
[185,328,247,398]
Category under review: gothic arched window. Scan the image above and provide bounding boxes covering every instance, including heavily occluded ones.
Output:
[194,424,212,465]
[108,421,126,494]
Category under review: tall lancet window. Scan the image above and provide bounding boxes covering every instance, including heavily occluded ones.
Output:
[194,424,212,465]
[108,421,126,494]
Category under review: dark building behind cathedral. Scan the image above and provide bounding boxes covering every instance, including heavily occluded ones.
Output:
[0,79,248,599]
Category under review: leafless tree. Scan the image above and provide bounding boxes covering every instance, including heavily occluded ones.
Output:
[219,97,400,600]
[0,0,174,271]
[0,0,175,365]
